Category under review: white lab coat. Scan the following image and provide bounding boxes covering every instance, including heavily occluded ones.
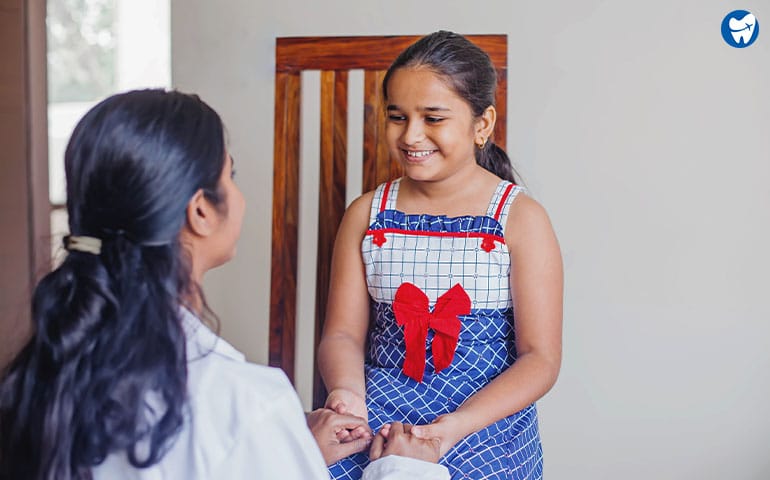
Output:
[93,309,448,480]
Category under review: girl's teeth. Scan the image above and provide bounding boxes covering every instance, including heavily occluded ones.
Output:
[408,150,434,158]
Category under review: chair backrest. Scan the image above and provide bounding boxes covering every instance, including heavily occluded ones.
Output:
[270,34,508,408]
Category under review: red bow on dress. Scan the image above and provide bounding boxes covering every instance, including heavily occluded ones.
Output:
[392,283,471,382]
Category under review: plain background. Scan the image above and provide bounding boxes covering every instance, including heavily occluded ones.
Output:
[170,1,770,478]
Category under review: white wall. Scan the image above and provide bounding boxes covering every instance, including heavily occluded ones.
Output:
[171,1,770,478]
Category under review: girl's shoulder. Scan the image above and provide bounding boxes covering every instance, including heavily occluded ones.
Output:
[504,191,556,247]
[507,190,546,220]
[336,188,378,238]
[350,188,377,210]
[345,189,376,220]
[345,180,395,224]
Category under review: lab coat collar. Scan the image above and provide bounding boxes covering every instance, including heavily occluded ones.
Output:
[180,307,246,363]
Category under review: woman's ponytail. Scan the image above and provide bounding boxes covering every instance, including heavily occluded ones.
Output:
[1,238,189,480]
[0,89,226,479]
[1,251,119,479]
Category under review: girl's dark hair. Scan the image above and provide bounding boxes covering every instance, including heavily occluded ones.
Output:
[383,30,518,184]
[0,89,226,480]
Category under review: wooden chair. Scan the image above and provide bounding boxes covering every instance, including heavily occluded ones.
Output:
[270,35,508,408]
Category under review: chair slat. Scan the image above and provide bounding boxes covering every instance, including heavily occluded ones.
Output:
[363,70,393,192]
[269,72,301,381]
[314,70,348,408]
[494,68,507,150]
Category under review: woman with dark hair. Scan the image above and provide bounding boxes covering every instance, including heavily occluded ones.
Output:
[0,89,449,480]
[319,31,563,479]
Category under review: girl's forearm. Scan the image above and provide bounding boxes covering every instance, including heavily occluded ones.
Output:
[452,351,560,436]
[318,333,367,395]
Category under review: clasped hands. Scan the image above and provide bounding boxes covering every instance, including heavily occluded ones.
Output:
[308,388,464,466]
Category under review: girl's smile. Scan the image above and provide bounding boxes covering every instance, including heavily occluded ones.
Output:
[401,148,439,163]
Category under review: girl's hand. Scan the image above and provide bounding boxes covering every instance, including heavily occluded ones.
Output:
[410,413,470,458]
[369,422,441,463]
[325,388,368,422]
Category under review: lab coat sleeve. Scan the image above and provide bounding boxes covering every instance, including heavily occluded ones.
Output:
[206,364,330,480]
[178,333,451,480]
[362,455,450,480]
[206,363,450,480]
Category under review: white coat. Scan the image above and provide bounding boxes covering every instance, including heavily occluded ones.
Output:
[93,309,449,480]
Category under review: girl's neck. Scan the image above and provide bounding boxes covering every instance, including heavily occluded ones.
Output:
[399,164,499,216]
[403,162,481,198]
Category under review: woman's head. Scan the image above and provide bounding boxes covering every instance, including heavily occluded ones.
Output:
[383,31,517,183]
[0,89,236,480]
[66,89,227,248]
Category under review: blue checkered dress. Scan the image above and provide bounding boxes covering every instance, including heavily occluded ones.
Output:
[328,179,543,480]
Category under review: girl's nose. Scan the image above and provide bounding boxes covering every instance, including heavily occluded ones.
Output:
[401,119,425,146]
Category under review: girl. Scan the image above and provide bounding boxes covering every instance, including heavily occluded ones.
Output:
[319,31,563,479]
[0,90,446,480]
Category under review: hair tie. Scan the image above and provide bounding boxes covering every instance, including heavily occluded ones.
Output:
[63,235,102,255]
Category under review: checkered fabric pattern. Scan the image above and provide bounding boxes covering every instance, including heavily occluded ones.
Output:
[328,179,543,480]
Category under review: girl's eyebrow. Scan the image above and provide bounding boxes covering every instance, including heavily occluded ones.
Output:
[386,105,450,112]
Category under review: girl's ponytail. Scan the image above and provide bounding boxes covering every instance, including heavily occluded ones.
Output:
[475,141,518,184]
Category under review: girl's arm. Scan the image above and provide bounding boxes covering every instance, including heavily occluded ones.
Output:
[317,193,374,420]
[412,193,563,455]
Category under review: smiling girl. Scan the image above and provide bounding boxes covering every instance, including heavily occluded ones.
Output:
[318,31,563,479]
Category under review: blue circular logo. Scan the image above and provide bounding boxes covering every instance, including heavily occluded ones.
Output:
[722,10,760,48]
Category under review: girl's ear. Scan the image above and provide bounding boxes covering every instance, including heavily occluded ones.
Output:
[474,105,497,145]
[185,189,216,237]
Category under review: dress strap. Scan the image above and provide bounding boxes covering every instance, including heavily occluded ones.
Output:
[485,181,523,227]
[368,178,401,224]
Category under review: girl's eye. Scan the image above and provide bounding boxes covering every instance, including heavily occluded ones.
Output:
[425,116,444,124]
[230,168,237,179]
[387,114,406,122]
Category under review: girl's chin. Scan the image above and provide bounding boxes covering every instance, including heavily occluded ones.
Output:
[402,167,440,182]
[401,162,432,173]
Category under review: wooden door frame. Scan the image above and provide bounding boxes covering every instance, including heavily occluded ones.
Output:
[0,0,50,368]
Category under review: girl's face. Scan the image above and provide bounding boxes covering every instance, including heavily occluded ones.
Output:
[385,67,480,183]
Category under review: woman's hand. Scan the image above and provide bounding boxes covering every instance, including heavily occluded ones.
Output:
[325,388,368,422]
[306,408,372,465]
[369,422,441,463]
[409,413,470,458]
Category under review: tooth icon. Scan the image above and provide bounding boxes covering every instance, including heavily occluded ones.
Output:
[729,13,756,45]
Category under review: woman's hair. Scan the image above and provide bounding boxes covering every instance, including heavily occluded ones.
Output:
[0,89,226,480]
[383,30,518,184]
